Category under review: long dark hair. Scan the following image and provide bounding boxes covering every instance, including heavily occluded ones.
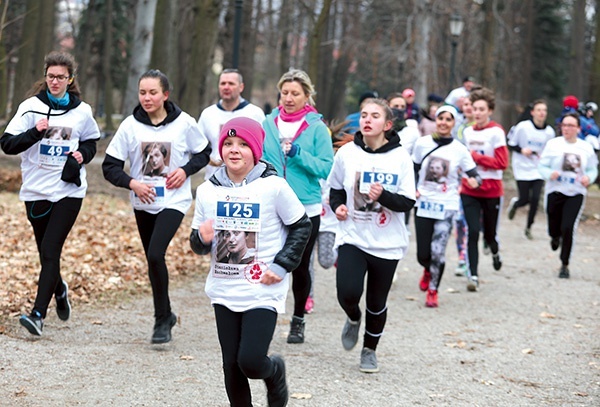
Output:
[26,51,81,98]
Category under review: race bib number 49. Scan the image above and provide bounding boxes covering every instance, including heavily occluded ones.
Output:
[215,201,261,232]
[39,139,71,167]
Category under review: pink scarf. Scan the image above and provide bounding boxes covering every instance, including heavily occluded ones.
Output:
[275,104,318,141]
[278,104,317,122]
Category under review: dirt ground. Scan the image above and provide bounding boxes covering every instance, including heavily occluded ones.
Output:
[1,151,599,406]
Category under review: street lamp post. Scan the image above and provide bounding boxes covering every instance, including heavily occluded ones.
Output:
[448,13,464,92]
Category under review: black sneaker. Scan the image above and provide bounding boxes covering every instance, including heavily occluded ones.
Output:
[55,281,71,321]
[559,265,570,279]
[551,237,560,251]
[287,316,305,344]
[20,311,43,336]
[265,355,288,407]
[151,312,177,344]
[507,197,518,220]
[492,253,502,271]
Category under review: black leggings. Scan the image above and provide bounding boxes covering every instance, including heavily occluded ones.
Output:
[546,192,584,266]
[25,198,82,318]
[214,304,277,407]
[515,179,544,228]
[134,209,184,320]
[291,214,320,318]
[461,194,500,277]
[336,244,398,351]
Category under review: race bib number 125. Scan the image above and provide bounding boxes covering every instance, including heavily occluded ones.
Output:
[215,201,261,232]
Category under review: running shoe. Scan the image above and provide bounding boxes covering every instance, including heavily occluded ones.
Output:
[524,228,533,240]
[265,355,288,407]
[551,237,560,251]
[492,253,502,271]
[20,311,43,336]
[304,296,314,314]
[151,312,177,344]
[287,316,305,344]
[483,241,491,255]
[341,317,361,351]
[455,261,468,277]
[55,281,71,321]
[359,348,379,373]
[558,265,570,279]
[425,289,438,308]
[507,197,518,220]
[419,268,431,291]
[467,276,479,292]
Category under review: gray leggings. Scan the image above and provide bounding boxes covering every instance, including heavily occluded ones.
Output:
[308,231,336,297]
[415,210,456,290]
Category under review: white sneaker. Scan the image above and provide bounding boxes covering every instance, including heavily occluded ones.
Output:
[467,276,479,292]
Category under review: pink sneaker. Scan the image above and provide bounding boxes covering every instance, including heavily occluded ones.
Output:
[419,269,431,292]
[305,296,314,314]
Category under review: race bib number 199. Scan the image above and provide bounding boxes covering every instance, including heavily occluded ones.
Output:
[215,201,261,232]
[359,171,398,194]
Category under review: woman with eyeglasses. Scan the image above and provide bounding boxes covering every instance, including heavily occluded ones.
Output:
[538,113,598,279]
[103,69,211,343]
[1,51,101,336]
[460,88,509,292]
[262,69,334,344]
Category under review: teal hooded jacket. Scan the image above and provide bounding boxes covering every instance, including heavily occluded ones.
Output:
[263,107,334,206]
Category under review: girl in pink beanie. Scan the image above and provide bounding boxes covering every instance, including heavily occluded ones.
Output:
[218,117,265,165]
[191,116,312,406]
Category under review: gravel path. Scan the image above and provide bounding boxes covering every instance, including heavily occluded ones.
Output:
[1,200,599,406]
[1,150,599,406]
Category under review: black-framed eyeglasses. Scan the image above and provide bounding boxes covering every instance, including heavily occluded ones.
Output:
[45,74,70,82]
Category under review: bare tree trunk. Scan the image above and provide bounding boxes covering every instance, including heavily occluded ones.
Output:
[239,0,257,98]
[0,0,9,119]
[568,0,585,96]
[316,1,335,117]
[278,0,291,73]
[122,0,158,115]
[414,1,432,108]
[75,0,95,101]
[326,0,359,122]
[11,0,55,116]
[520,0,534,104]
[307,0,333,90]
[103,0,114,131]
[590,0,600,102]
[150,0,179,89]
[481,0,496,89]
[179,0,221,117]
[37,0,55,58]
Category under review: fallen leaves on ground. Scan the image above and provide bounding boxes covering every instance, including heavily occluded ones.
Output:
[0,192,210,319]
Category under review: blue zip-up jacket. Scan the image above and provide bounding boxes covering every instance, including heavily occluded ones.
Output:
[263,107,334,205]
